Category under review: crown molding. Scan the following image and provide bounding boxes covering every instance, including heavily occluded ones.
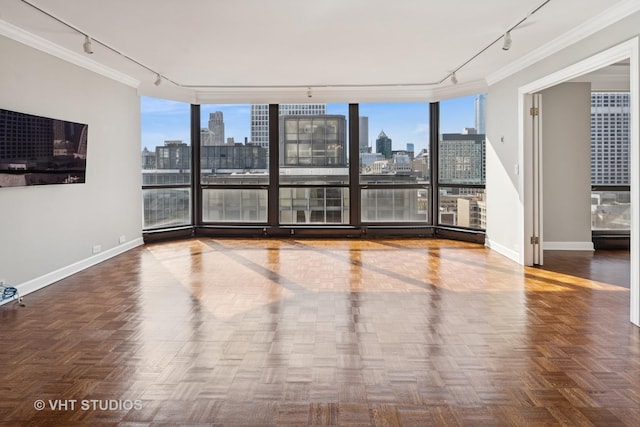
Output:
[0,19,139,88]
[518,37,637,94]
[428,79,489,102]
[487,0,640,85]
[191,79,488,104]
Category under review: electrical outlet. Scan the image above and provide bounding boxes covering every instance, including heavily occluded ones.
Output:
[92,245,102,254]
[119,235,126,244]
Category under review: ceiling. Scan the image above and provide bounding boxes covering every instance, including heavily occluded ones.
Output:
[0,0,636,103]
[570,60,631,91]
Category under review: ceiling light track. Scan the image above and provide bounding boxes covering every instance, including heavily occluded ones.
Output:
[19,0,552,90]
[19,0,175,86]
[446,0,552,83]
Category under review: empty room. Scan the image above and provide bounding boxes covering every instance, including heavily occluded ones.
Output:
[1,0,639,425]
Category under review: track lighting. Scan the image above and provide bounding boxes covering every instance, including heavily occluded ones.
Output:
[502,31,512,51]
[21,0,551,90]
[82,35,93,54]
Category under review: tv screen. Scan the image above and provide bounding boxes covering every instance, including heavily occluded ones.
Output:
[0,108,87,188]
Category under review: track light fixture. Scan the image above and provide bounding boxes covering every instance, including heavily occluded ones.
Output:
[82,35,93,54]
[154,74,162,86]
[450,72,458,85]
[502,31,512,51]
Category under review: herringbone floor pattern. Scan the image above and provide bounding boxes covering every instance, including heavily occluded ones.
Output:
[0,238,638,426]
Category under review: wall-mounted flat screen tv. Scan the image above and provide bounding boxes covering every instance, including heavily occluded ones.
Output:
[0,108,87,188]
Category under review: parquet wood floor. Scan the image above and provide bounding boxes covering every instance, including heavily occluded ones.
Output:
[540,250,630,288]
[0,238,638,426]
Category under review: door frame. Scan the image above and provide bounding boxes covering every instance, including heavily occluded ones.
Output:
[517,37,639,326]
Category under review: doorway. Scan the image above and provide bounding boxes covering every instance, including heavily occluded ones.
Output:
[518,38,639,326]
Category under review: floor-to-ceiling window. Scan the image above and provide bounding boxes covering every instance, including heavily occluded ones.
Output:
[359,103,430,223]
[279,104,350,224]
[437,94,486,230]
[141,99,487,240]
[200,104,268,223]
[141,97,191,229]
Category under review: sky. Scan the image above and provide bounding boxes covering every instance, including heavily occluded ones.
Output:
[141,95,480,153]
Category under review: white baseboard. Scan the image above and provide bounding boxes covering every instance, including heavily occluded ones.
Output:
[486,238,520,263]
[543,241,594,251]
[0,238,144,306]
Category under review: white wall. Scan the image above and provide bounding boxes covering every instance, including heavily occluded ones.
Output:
[540,82,593,250]
[0,35,142,295]
[486,10,640,262]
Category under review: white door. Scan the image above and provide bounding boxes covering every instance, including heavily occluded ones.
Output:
[523,92,544,266]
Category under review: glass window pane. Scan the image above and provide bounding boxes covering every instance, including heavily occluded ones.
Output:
[279,104,348,186]
[141,98,191,181]
[439,95,486,185]
[438,187,485,230]
[359,103,429,185]
[279,187,349,224]
[203,189,267,222]
[361,188,428,222]
[201,105,268,185]
[141,97,191,230]
[143,188,191,229]
[591,190,630,230]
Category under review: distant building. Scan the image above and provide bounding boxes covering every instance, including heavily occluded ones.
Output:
[141,147,156,169]
[251,104,326,148]
[376,130,392,159]
[279,115,347,166]
[475,94,486,134]
[156,140,190,170]
[359,116,369,153]
[591,92,629,185]
[406,143,415,159]
[209,112,225,145]
[413,148,430,182]
[391,152,411,173]
[201,111,225,146]
[370,160,391,174]
[457,195,486,229]
[360,152,384,170]
[439,133,485,184]
[201,145,267,171]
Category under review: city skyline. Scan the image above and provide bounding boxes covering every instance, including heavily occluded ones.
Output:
[141,96,480,152]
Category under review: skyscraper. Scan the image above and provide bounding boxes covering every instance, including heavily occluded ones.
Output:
[439,133,485,184]
[202,111,225,146]
[251,104,326,148]
[475,94,486,135]
[375,130,392,159]
[591,92,630,185]
[406,143,415,160]
[359,116,369,152]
